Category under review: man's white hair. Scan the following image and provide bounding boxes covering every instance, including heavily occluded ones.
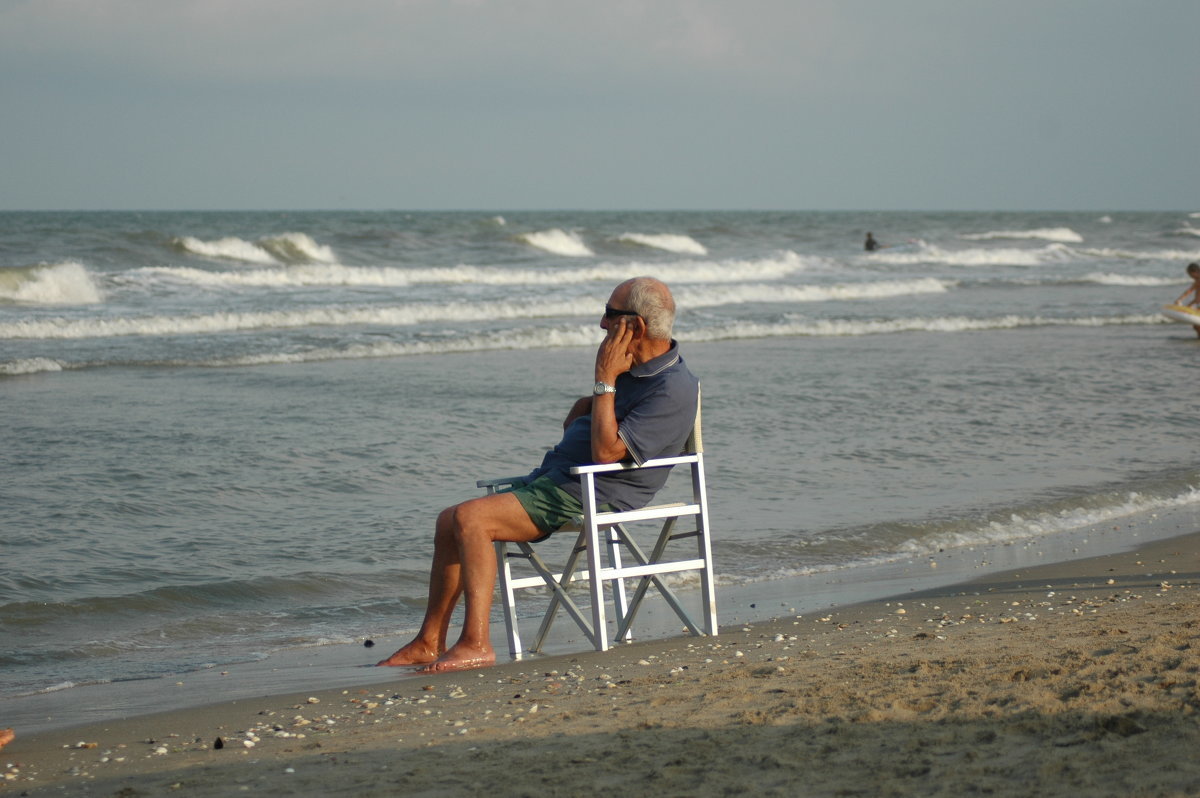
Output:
[624,277,675,340]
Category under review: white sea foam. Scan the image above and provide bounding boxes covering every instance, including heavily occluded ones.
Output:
[898,486,1200,555]
[0,357,65,376]
[617,232,708,255]
[870,243,1077,267]
[0,279,951,341]
[0,262,104,305]
[960,227,1083,243]
[130,252,817,290]
[173,232,336,264]
[687,313,1162,343]
[675,278,950,307]
[199,325,604,367]
[1173,224,1200,238]
[1084,272,1184,287]
[516,229,593,257]
[1076,246,1200,262]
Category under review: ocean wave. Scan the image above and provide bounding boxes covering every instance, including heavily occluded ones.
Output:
[897,486,1200,555]
[0,300,594,340]
[0,262,104,305]
[9,313,1167,372]
[675,278,950,306]
[960,227,1083,243]
[1078,246,1200,261]
[617,232,708,255]
[127,252,818,290]
[0,572,369,628]
[515,228,593,257]
[688,313,1163,342]
[1173,224,1200,238]
[189,325,605,367]
[869,243,1077,267]
[171,232,336,264]
[1083,272,1184,287]
[0,279,951,340]
[0,358,65,376]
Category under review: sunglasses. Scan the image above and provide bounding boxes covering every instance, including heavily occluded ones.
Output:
[604,304,640,320]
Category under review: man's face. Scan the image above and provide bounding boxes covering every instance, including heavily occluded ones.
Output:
[600,285,635,331]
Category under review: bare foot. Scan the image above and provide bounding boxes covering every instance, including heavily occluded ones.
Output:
[375,640,441,667]
[0,729,13,750]
[417,642,495,674]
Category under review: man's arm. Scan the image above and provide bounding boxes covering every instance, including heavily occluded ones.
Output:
[563,396,592,430]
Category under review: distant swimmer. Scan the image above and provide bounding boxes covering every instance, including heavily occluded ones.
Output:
[864,232,879,251]
[1173,262,1200,338]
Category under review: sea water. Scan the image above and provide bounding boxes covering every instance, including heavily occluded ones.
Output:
[4,210,1200,724]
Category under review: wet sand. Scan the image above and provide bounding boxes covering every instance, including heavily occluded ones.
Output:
[3,533,1198,797]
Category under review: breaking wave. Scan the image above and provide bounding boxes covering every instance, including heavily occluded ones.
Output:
[897,486,1200,555]
[687,313,1161,343]
[128,252,819,290]
[0,358,65,376]
[871,243,1078,267]
[0,262,103,305]
[516,229,593,257]
[6,313,1165,373]
[617,233,707,255]
[0,279,951,340]
[960,227,1083,243]
[171,233,336,264]
[1083,273,1184,287]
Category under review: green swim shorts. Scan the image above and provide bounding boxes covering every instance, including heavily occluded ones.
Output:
[504,475,613,541]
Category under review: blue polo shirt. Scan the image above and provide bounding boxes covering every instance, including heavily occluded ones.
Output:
[526,340,699,511]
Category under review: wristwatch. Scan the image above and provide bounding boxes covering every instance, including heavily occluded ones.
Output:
[592,381,616,396]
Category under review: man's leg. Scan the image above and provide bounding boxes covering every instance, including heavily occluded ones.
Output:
[377,492,542,669]
[375,504,471,666]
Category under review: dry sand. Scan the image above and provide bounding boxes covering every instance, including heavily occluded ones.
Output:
[4,534,1198,797]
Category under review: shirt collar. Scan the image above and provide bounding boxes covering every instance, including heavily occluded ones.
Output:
[629,339,680,378]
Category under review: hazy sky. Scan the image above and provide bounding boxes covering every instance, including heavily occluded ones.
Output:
[2,0,1196,211]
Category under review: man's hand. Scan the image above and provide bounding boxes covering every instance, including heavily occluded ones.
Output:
[595,315,639,384]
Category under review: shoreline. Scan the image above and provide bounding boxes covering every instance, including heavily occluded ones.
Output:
[4,499,1196,739]
[3,530,1197,795]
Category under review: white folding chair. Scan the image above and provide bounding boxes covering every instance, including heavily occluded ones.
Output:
[479,394,717,657]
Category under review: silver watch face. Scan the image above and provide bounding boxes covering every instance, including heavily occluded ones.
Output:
[593,381,613,395]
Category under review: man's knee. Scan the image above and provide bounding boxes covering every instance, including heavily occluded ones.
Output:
[445,497,493,542]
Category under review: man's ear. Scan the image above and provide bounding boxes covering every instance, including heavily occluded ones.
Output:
[634,316,647,338]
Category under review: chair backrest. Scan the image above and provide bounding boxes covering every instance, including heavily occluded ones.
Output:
[683,387,702,455]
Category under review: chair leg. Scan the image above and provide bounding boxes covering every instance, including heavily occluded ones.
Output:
[494,541,523,658]
[692,459,719,637]
[605,526,631,642]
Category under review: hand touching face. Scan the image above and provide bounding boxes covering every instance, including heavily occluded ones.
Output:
[595,314,642,383]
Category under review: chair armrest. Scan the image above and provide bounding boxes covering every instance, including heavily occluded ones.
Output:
[569,453,700,476]
[476,475,529,489]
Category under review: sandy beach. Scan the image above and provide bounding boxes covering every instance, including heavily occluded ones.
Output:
[4,533,1197,797]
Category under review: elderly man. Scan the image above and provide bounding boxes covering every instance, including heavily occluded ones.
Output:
[378,276,699,673]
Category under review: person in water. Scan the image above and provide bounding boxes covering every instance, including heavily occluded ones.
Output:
[376,277,699,673]
[864,232,879,251]
[1173,262,1200,338]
